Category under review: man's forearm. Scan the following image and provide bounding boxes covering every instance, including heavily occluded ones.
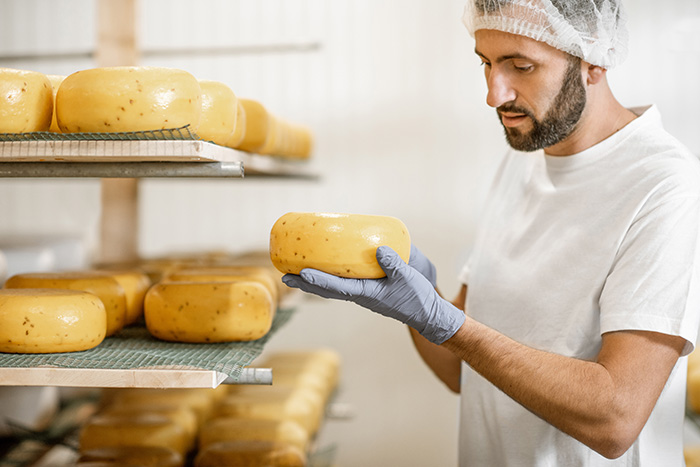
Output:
[441,317,683,459]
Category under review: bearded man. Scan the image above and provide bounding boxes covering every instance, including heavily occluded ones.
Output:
[284,1,700,465]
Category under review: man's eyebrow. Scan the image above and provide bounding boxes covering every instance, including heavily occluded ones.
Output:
[474,49,533,63]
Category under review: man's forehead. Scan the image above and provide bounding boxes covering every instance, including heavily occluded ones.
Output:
[474,29,566,61]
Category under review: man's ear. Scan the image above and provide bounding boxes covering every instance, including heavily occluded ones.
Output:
[586,64,607,85]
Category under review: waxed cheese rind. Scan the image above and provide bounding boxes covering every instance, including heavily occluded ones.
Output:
[0,68,53,133]
[4,271,127,336]
[144,281,274,343]
[269,212,411,279]
[0,288,106,353]
[56,66,202,133]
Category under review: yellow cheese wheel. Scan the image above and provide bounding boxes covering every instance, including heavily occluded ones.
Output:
[46,74,65,133]
[225,100,246,148]
[56,66,202,133]
[257,114,280,156]
[103,269,151,325]
[234,98,269,153]
[0,68,53,133]
[101,402,198,450]
[199,418,309,452]
[106,388,215,428]
[0,288,106,353]
[258,349,341,402]
[214,386,323,435]
[145,281,274,343]
[77,446,184,467]
[164,267,279,306]
[79,413,190,457]
[194,440,306,467]
[197,80,237,146]
[269,212,411,279]
[4,271,127,336]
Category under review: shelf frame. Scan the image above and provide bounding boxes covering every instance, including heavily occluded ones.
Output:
[0,367,272,389]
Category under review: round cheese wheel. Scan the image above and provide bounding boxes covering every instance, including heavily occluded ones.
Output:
[144,281,274,343]
[56,66,202,133]
[102,269,151,325]
[0,68,53,133]
[234,98,269,153]
[77,446,184,467]
[79,413,190,457]
[101,402,197,452]
[164,267,279,306]
[215,386,323,435]
[46,74,65,133]
[269,212,411,279]
[0,288,106,353]
[199,418,309,452]
[4,271,127,336]
[197,80,237,146]
[106,388,215,428]
[194,440,306,467]
[225,100,246,148]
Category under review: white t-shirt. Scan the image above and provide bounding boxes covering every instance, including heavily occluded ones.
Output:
[457,105,700,466]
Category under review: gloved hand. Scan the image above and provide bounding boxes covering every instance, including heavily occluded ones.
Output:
[282,246,465,345]
[408,244,437,288]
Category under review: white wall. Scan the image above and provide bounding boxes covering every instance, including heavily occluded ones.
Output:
[1,1,699,465]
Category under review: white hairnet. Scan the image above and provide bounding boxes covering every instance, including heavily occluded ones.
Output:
[462,0,628,68]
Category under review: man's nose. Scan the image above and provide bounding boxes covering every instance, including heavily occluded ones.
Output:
[485,70,516,108]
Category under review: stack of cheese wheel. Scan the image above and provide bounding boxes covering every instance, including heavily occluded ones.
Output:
[269,212,411,279]
[78,387,224,465]
[0,68,53,133]
[229,98,314,160]
[0,288,106,354]
[194,348,340,466]
[4,271,130,337]
[55,66,202,133]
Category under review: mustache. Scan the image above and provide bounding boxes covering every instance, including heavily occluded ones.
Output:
[497,103,534,119]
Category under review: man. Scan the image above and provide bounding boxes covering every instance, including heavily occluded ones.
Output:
[284,0,700,465]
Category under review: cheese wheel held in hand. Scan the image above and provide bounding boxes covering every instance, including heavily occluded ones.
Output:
[56,66,201,133]
[0,288,106,353]
[269,212,411,279]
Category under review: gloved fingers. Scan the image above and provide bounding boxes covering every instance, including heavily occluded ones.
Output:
[376,245,411,281]
[407,243,437,287]
[282,271,353,301]
[300,268,369,298]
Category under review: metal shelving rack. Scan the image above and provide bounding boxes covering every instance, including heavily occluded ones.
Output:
[0,139,316,179]
[0,139,314,388]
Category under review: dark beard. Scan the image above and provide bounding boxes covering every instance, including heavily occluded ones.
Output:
[499,57,586,152]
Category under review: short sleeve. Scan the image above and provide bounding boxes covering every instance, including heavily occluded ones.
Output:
[600,194,700,356]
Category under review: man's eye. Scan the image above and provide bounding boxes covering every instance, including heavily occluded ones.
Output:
[513,64,533,72]
[480,61,491,68]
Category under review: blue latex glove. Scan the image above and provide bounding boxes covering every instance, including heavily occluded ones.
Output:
[282,246,465,345]
[408,244,437,288]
